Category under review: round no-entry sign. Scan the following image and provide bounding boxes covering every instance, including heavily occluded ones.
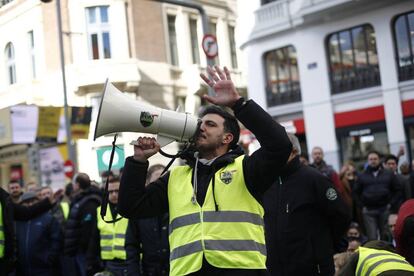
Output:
[64,160,75,178]
[202,34,218,59]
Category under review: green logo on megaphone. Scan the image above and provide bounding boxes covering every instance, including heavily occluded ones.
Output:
[140,112,154,127]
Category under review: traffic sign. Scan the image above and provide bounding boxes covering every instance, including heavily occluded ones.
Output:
[63,160,75,178]
[202,34,218,58]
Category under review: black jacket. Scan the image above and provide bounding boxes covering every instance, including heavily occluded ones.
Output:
[64,187,101,256]
[0,188,53,275]
[15,211,62,276]
[263,157,351,276]
[353,167,401,211]
[125,214,170,276]
[118,99,292,275]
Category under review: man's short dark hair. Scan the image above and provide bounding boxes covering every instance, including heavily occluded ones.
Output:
[367,150,381,158]
[65,182,73,197]
[384,154,398,164]
[147,164,166,181]
[200,106,240,149]
[75,173,91,190]
[101,170,114,178]
[8,180,20,186]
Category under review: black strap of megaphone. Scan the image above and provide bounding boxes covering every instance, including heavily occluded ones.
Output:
[101,134,123,223]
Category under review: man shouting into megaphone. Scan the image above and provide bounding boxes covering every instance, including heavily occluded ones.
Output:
[118,66,292,276]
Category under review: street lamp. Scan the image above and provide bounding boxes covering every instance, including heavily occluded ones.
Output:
[41,0,77,167]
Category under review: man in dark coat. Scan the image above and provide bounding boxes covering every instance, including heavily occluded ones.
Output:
[125,164,169,276]
[0,185,60,276]
[263,133,351,276]
[118,66,292,276]
[15,192,62,276]
[63,173,101,276]
[353,151,401,240]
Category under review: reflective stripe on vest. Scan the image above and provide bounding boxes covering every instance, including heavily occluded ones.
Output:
[60,202,69,220]
[96,205,129,260]
[0,201,4,258]
[356,247,414,276]
[168,155,266,276]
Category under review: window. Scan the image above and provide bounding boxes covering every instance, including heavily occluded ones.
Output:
[209,20,219,65]
[264,45,301,107]
[189,18,200,64]
[27,31,36,78]
[4,42,16,85]
[393,11,414,81]
[168,15,179,66]
[85,6,111,59]
[228,25,238,69]
[327,24,380,94]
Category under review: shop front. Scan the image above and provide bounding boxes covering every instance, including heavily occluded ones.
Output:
[334,105,391,171]
[336,122,389,171]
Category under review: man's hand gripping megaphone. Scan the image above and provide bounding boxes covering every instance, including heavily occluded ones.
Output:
[132,65,242,163]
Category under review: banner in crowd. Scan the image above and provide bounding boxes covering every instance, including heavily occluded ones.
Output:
[39,145,68,190]
[0,105,93,146]
[71,106,92,139]
[10,105,38,144]
[36,106,61,143]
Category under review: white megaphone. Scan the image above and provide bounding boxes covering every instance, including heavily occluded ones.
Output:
[94,80,200,147]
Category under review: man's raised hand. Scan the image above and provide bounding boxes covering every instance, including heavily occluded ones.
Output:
[200,66,241,107]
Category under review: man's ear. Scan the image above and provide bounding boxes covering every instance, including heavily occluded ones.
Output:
[222,132,234,146]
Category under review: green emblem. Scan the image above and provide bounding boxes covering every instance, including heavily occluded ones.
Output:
[140,112,154,127]
[220,171,233,185]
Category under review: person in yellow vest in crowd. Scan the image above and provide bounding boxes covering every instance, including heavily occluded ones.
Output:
[88,176,129,276]
[40,187,70,228]
[118,65,292,276]
[338,240,414,275]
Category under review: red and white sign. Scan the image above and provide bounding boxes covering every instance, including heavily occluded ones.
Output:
[10,166,23,181]
[202,34,218,58]
[64,160,75,178]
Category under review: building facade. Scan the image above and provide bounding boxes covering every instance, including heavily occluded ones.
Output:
[0,0,243,187]
[241,0,414,170]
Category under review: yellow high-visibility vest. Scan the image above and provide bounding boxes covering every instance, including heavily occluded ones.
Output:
[168,155,266,276]
[97,205,129,260]
[60,201,69,220]
[0,201,4,258]
[356,246,414,276]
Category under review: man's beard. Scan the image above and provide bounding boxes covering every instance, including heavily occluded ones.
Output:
[195,138,222,157]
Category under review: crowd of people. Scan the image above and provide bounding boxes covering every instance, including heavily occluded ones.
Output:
[0,66,413,276]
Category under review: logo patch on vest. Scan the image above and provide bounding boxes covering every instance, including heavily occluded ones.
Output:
[220,170,236,184]
[326,187,338,201]
[140,112,158,127]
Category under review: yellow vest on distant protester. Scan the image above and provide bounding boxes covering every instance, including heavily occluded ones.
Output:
[0,201,4,258]
[60,201,69,220]
[168,155,266,276]
[356,246,414,276]
[97,205,128,260]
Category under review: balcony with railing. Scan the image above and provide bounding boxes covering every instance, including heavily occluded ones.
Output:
[251,0,292,39]
[249,0,363,42]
